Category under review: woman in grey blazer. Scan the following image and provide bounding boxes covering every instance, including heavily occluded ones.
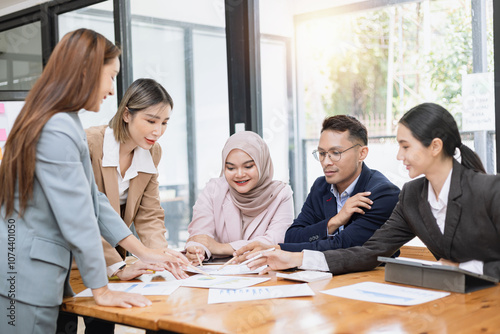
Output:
[0,29,188,334]
[246,103,500,280]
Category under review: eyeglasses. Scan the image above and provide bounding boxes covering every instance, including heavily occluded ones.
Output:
[312,144,361,162]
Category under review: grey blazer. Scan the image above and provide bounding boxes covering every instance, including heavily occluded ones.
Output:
[324,159,500,279]
[0,112,132,307]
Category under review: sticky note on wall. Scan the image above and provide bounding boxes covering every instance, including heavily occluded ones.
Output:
[0,147,2,160]
[0,129,6,141]
[0,103,4,114]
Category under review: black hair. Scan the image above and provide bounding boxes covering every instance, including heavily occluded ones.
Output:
[399,102,486,174]
[321,115,368,145]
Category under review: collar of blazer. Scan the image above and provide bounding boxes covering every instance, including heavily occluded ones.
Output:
[88,125,158,225]
[101,164,154,225]
[418,160,464,259]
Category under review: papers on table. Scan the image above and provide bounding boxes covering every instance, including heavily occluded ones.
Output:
[393,257,444,266]
[185,264,267,275]
[208,283,315,304]
[136,270,178,282]
[75,281,183,297]
[321,282,450,306]
[276,271,332,283]
[181,274,270,289]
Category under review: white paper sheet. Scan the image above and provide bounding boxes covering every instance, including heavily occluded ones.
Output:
[185,264,267,275]
[75,281,182,297]
[207,283,315,304]
[321,282,450,306]
[181,274,270,289]
[395,257,443,266]
[276,271,332,282]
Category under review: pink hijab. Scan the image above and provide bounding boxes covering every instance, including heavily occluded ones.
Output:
[221,131,286,220]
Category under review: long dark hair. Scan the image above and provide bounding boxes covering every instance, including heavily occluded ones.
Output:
[399,102,486,174]
[0,29,121,217]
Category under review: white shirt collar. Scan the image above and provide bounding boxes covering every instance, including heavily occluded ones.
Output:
[102,127,157,176]
[428,168,453,211]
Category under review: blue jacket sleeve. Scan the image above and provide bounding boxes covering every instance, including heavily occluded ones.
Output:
[281,174,400,252]
[283,178,330,245]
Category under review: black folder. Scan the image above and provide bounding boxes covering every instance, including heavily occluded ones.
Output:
[377,256,499,293]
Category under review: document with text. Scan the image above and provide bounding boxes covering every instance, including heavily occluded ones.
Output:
[208,283,315,304]
[321,282,450,306]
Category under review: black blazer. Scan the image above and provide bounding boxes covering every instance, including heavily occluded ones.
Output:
[324,160,500,279]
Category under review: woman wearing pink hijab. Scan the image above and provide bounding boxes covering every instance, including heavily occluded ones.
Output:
[185,131,294,263]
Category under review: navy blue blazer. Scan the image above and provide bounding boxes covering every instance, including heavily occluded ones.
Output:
[281,163,400,252]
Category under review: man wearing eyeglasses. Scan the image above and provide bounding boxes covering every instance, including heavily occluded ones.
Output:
[234,115,399,259]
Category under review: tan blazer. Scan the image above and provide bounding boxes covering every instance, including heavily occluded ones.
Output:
[86,125,168,266]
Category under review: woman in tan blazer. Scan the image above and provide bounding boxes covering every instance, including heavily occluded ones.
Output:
[83,78,177,333]
[86,78,175,281]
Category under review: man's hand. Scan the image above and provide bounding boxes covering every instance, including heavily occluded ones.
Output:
[92,286,151,308]
[327,191,372,234]
[246,249,303,275]
[232,241,280,264]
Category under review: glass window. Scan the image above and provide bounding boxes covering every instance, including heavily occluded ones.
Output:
[261,38,291,184]
[295,0,495,192]
[0,22,43,91]
[259,1,296,206]
[58,1,116,129]
[192,29,230,183]
[130,0,229,247]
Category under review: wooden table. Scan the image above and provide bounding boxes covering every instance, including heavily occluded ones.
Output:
[61,265,500,334]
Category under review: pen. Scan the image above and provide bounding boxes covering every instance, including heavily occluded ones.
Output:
[196,251,204,267]
[186,262,214,278]
[217,255,237,271]
[239,248,276,267]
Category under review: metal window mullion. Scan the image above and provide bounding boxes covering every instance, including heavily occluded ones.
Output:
[113,0,132,105]
[225,0,262,135]
[494,0,500,173]
[185,27,197,220]
[40,3,58,67]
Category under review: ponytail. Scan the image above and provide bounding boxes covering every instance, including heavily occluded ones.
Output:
[400,103,486,174]
[458,144,486,174]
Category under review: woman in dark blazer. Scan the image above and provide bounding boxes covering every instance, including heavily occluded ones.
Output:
[247,103,500,280]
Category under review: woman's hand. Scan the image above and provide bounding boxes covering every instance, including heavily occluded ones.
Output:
[187,234,233,256]
[92,286,151,308]
[116,260,165,281]
[131,244,190,279]
[246,249,304,275]
[185,246,206,265]
[232,241,280,264]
